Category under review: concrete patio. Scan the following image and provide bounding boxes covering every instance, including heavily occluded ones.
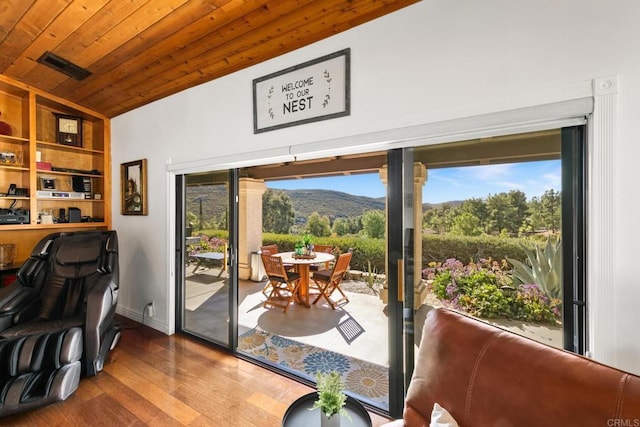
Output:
[184,263,389,367]
[184,262,563,367]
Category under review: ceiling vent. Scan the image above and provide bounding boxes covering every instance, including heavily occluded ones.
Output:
[37,51,91,81]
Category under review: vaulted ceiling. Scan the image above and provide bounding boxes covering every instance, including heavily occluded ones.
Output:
[0,0,418,118]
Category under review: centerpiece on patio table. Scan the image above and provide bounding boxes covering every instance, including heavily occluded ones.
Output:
[311,371,349,427]
[294,234,316,258]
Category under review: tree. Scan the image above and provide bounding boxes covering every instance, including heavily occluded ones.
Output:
[306,211,331,237]
[216,208,228,230]
[332,218,350,236]
[460,198,488,232]
[423,204,456,234]
[529,189,562,233]
[486,192,518,234]
[186,211,199,232]
[262,189,295,234]
[507,190,528,231]
[332,215,363,235]
[450,212,483,236]
[362,209,385,239]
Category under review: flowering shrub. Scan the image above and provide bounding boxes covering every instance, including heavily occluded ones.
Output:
[511,284,561,323]
[424,258,561,324]
[188,235,227,257]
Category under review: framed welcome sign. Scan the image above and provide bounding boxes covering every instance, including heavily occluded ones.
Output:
[253,49,350,133]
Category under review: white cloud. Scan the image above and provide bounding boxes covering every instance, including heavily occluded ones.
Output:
[497,181,525,191]
[462,164,515,182]
[429,172,462,187]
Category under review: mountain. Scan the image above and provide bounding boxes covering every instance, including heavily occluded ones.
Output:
[185,184,463,224]
[276,189,385,219]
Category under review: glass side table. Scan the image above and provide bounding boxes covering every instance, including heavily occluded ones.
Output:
[282,392,372,427]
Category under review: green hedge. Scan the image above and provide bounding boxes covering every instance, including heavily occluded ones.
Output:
[262,234,385,272]
[422,234,533,265]
[196,230,535,273]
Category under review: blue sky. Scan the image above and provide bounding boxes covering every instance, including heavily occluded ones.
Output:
[268,159,561,204]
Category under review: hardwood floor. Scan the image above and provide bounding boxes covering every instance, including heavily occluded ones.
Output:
[2,318,392,426]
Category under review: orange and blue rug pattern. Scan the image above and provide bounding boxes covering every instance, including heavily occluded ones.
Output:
[238,327,389,410]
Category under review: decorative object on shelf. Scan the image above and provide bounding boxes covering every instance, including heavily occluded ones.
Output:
[0,112,12,136]
[72,175,92,197]
[40,213,54,224]
[0,149,22,165]
[53,113,83,147]
[311,371,350,427]
[121,158,147,215]
[36,161,52,171]
[6,183,27,197]
[39,177,57,190]
[0,244,16,267]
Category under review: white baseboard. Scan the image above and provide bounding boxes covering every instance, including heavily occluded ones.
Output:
[116,305,170,334]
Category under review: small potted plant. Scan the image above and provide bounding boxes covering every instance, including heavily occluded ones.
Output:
[311,371,349,427]
[302,234,314,254]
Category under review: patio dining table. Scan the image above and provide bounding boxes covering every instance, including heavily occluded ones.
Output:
[275,251,335,308]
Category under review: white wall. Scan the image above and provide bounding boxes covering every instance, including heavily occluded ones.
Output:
[111,0,640,374]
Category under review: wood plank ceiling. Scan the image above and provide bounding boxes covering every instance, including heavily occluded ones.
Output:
[0,0,418,118]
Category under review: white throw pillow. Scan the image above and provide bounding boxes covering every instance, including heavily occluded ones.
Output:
[430,403,459,427]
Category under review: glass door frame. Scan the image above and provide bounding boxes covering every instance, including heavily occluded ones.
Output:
[174,169,239,351]
[386,148,414,418]
[387,125,587,417]
[561,125,587,354]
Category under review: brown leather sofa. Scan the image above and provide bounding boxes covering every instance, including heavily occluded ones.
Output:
[387,308,640,426]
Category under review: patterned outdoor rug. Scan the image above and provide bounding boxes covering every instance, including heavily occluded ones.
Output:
[238,327,389,409]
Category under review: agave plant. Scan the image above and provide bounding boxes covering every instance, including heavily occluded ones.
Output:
[507,237,562,300]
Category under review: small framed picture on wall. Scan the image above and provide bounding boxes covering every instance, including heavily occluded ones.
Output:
[121,158,148,215]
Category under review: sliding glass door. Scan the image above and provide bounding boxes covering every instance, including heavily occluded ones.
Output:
[395,127,585,417]
[172,126,585,419]
[176,170,237,348]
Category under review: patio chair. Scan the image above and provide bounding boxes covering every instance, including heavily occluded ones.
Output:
[260,244,293,296]
[261,254,302,313]
[310,244,333,272]
[311,252,352,309]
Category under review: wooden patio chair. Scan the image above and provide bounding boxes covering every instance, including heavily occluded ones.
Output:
[260,244,293,296]
[261,254,302,313]
[310,244,334,271]
[311,252,352,310]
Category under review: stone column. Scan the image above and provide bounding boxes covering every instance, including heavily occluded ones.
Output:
[413,163,428,309]
[378,163,428,309]
[378,166,390,304]
[238,178,266,280]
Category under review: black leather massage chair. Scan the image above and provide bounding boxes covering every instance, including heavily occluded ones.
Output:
[0,230,120,417]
